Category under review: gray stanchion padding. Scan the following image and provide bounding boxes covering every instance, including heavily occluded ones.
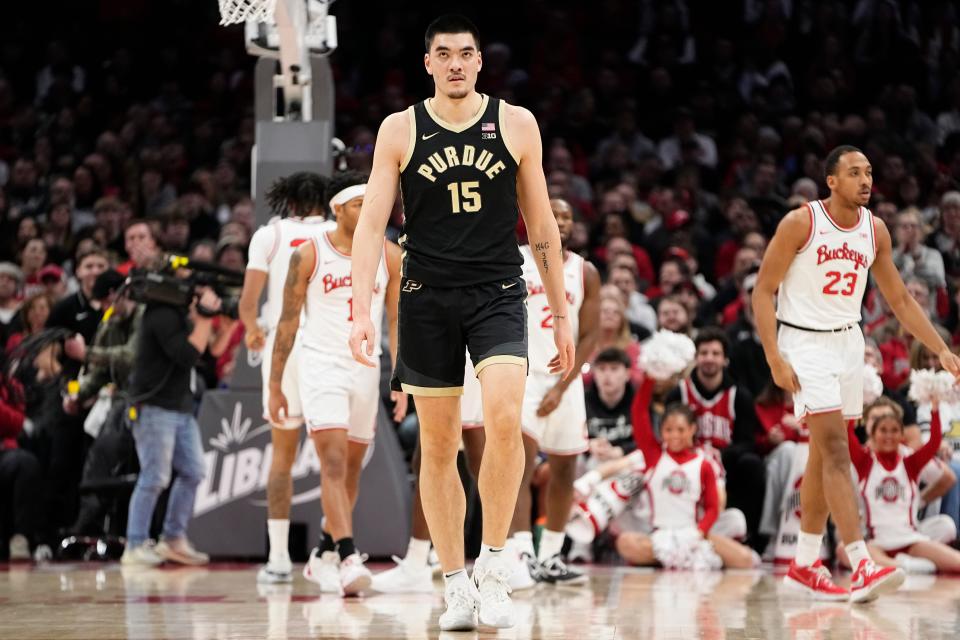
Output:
[188,390,410,558]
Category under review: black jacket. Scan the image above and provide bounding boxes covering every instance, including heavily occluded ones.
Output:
[130,304,200,413]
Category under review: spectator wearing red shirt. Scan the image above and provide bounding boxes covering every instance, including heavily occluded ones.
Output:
[593,233,655,290]
[644,255,688,300]
[6,293,53,355]
[754,382,800,456]
[714,197,762,281]
[0,372,42,560]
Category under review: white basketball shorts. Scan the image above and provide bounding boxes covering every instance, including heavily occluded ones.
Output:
[299,348,381,443]
[262,329,304,428]
[778,323,865,420]
[461,357,484,429]
[521,372,588,455]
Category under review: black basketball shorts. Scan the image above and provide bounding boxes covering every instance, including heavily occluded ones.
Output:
[390,275,528,396]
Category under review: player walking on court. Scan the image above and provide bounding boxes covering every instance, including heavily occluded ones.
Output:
[752,145,960,603]
[507,197,600,587]
[349,14,574,631]
[238,172,331,584]
[269,171,405,595]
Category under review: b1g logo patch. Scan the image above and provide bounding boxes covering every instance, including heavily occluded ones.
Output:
[481,121,497,140]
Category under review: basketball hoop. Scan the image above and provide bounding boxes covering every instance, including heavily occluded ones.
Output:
[218,0,276,25]
[217,0,337,122]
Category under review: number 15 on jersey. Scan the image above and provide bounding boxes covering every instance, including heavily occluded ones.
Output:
[447,181,481,214]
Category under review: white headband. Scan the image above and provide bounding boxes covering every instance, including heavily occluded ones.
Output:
[329,184,366,212]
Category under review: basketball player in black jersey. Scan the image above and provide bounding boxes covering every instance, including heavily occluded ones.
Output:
[349,14,574,632]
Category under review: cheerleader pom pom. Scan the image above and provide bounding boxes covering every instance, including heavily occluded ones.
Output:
[639,330,696,381]
[863,364,883,404]
[651,528,723,571]
[908,369,960,404]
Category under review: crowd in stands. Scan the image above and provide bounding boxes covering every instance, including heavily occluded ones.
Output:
[2,0,960,563]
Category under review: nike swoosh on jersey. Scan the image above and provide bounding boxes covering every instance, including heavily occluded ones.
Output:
[502,281,518,289]
[421,132,440,140]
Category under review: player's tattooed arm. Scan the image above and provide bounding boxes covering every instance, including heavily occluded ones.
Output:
[270,247,310,389]
[534,240,553,273]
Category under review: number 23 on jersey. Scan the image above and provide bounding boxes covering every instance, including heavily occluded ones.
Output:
[822,271,857,296]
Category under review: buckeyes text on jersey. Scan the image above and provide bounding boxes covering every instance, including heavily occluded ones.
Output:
[777,200,876,330]
[301,232,388,358]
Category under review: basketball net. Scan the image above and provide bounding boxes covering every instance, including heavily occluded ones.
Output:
[218,0,276,25]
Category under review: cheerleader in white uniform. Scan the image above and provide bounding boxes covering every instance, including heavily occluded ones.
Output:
[839,403,960,573]
[615,402,757,569]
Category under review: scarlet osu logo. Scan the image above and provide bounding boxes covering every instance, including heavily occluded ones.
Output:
[876,477,903,503]
[662,470,689,495]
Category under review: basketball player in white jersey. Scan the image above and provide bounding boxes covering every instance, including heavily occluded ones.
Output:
[506,198,599,587]
[269,171,404,596]
[753,145,960,603]
[238,172,333,584]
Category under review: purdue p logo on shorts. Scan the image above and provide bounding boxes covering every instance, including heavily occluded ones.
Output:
[402,280,423,293]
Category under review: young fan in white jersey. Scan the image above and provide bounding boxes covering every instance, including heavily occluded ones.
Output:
[505,198,600,588]
[753,145,960,603]
[269,171,405,596]
[238,172,334,584]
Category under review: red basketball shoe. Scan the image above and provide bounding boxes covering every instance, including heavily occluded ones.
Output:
[849,559,904,604]
[784,560,849,601]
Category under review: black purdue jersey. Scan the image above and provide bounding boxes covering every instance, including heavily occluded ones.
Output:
[398,94,522,287]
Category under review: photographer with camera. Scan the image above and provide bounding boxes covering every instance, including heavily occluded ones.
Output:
[65,270,144,541]
[121,279,220,567]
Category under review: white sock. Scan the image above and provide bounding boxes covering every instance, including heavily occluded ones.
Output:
[895,554,936,574]
[406,537,431,568]
[443,568,469,589]
[477,542,504,565]
[538,529,566,563]
[845,540,872,570]
[795,531,823,567]
[512,531,535,558]
[267,519,290,565]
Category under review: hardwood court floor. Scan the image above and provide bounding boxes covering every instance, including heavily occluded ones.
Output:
[1,562,959,639]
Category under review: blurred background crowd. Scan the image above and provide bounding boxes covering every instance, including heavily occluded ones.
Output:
[2,0,960,561]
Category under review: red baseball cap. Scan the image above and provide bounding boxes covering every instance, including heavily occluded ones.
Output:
[665,209,691,230]
[39,264,64,283]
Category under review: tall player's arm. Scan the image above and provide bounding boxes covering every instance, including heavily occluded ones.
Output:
[268,242,313,424]
[384,240,408,421]
[751,207,811,393]
[537,261,601,416]
[239,225,273,351]
[506,104,574,378]
[871,219,960,378]
[350,111,408,367]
